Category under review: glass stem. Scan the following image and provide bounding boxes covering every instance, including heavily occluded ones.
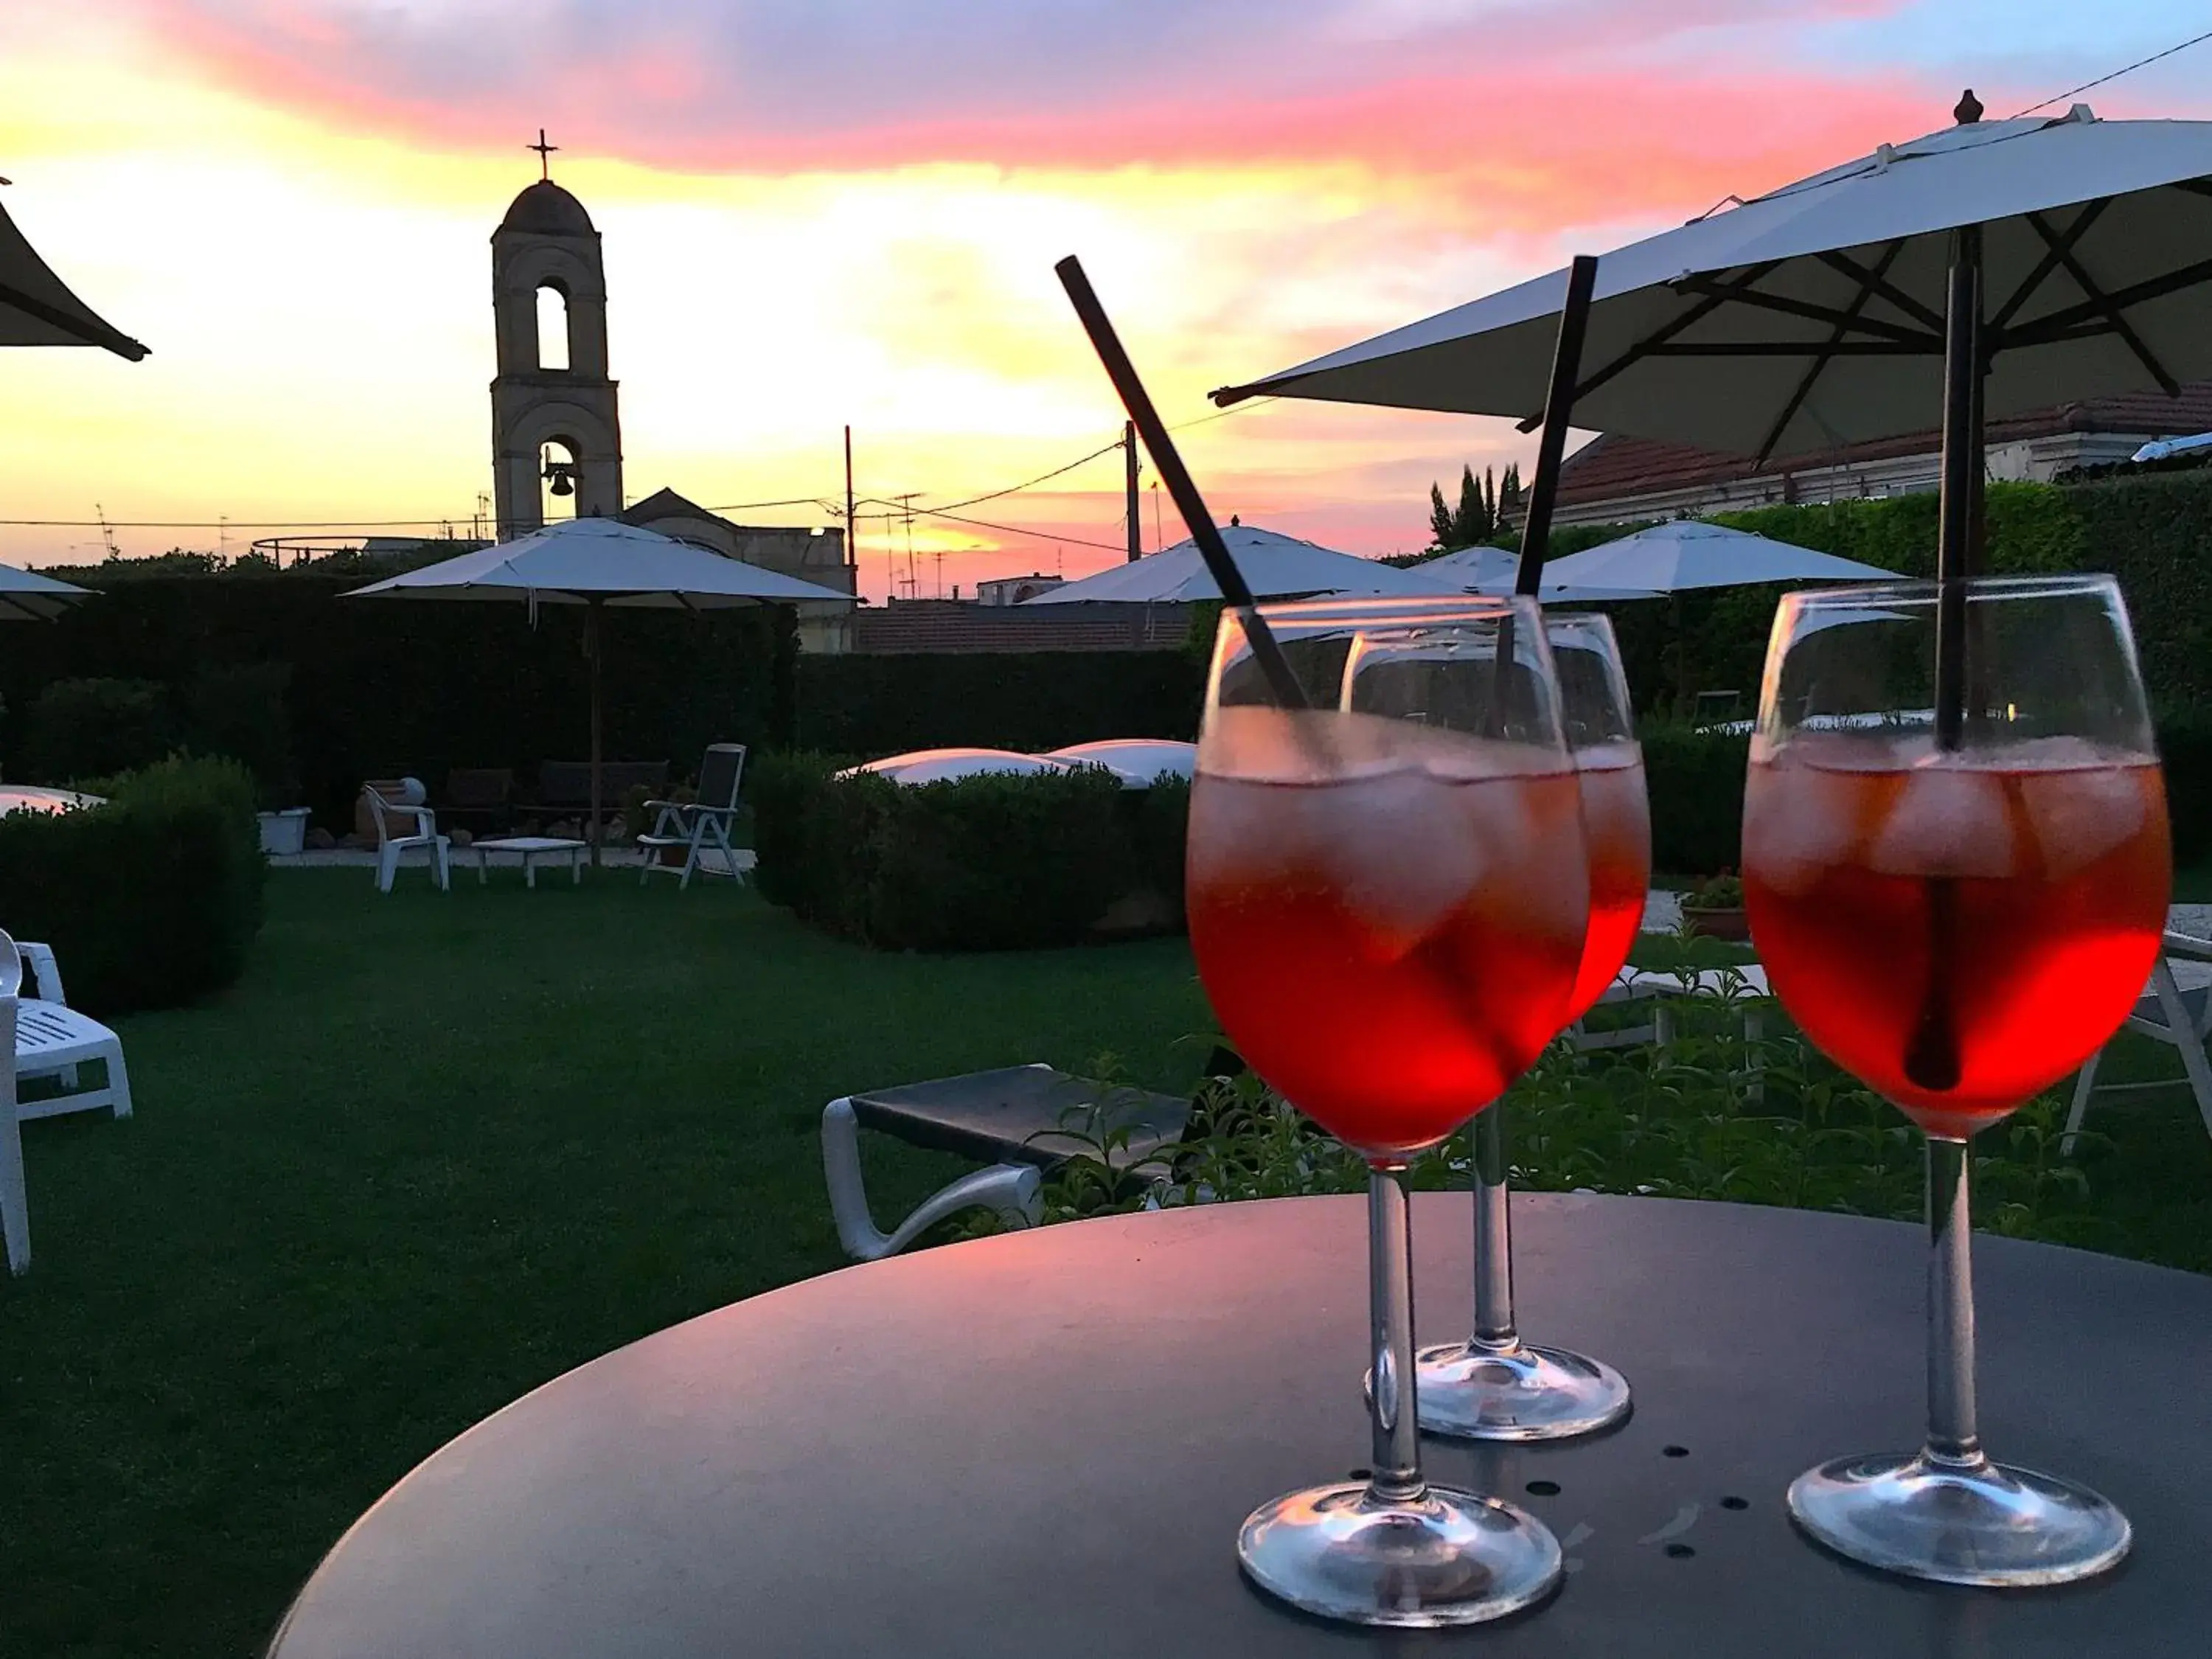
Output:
[1472,1104,1520,1352]
[1367,1164,1428,1504]
[1924,1135,1985,1470]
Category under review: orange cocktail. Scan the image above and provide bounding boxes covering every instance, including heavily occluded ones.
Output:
[1187,706,1588,1159]
[1743,739,2168,1138]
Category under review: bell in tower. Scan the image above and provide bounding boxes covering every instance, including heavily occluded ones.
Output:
[490,133,623,539]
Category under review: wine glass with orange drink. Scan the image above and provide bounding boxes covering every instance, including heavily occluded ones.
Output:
[1187,594,1588,1627]
[1413,611,1646,1441]
[1744,574,2165,1585]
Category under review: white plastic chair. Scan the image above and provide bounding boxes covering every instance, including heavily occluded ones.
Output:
[638,744,746,890]
[2064,932,2212,1152]
[1,929,31,1275]
[10,939,133,1121]
[365,779,450,894]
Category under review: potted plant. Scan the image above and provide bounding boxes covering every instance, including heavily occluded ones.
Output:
[1679,869,1749,942]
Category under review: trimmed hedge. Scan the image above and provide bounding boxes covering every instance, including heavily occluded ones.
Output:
[1642,723,1751,876]
[0,756,266,1015]
[24,678,175,781]
[752,754,1183,951]
[794,652,1201,757]
[0,574,796,826]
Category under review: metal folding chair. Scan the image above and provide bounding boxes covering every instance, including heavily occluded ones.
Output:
[639,743,746,890]
[2064,932,2212,1153]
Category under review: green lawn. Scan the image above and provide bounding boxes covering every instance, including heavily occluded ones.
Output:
[4,874,2207,1656]
[0,872,1210,1658]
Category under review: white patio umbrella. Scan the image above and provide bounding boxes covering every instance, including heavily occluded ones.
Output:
[1419,544,1658,601]
[347,515,850,861]
[1,195,146,358]
[1217,103,2212,467]
[1020,521,1463,604]
[1538,521,1898,592]
[0,562,93,622]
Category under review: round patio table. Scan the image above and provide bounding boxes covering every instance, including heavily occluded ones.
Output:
[266,1194,2212,1658]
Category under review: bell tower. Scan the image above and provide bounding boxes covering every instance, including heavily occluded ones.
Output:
[490,137,622,538]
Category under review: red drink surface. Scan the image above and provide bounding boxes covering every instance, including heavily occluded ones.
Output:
[1742,741,2169,1137]
[1186,707,1589,1158]
[1565,746,1652,1023]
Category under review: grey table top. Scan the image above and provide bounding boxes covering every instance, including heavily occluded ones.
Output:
[265,1193,2212,1658]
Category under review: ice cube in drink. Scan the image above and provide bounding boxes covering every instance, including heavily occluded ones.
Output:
[1188,706,1590,1158]
[1742,738,2168,1136]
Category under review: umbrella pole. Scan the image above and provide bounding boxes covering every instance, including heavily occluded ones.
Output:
[587,600,603,870]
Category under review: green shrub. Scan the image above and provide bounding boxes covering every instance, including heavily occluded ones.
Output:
[0,574,795,827]
[793,651,1202,757]
[185,662,296,807]
[0,756,266,1015]
[1641,722,1750,875]
[753,756,1179,950]
[2155,705,2212,866]
[24,678,174,782]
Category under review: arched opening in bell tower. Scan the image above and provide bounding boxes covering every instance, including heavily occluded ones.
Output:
[535,283,571,372]
[539,437,582,524]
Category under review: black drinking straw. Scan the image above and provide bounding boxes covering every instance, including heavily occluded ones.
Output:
[1514,255,1600,598]
[1055,256,1309,711]
[1905,223,1985,1094]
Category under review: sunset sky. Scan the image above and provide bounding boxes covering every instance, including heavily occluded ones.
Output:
[3,2,2209,599]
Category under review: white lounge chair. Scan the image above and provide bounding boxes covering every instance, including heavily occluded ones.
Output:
[1,930,27,1273]
[638,743,746,890]
[2064,932,2212,1152]
[365,778,450,894]
[10,939,133,1121]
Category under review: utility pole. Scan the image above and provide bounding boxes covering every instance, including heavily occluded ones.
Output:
[1124,420,1141,563]
[844,425,857,588]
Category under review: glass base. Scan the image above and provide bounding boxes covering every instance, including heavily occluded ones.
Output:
[1411,1339,1632,1442]
[1237,1480,1562,1627]
[1788,1450,2132,1587]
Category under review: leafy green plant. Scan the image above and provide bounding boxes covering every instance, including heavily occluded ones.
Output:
[0,754,266,1014]
[1684,871,1744,908]
[1011,995,2098,1248]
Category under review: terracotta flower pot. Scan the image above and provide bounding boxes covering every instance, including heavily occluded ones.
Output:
[1680,903,1750,942]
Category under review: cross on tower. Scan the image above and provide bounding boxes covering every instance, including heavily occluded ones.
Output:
[528,128,559,180]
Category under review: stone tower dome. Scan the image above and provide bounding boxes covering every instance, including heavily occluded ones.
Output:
[490,177,623,538]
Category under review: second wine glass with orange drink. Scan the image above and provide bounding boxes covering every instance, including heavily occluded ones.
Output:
[1412,611,1649,1441]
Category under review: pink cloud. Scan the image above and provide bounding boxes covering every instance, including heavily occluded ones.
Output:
[121,0,1942,232]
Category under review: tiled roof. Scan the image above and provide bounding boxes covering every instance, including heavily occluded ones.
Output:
[847,600,1190,655]
[1557,383,2212,506]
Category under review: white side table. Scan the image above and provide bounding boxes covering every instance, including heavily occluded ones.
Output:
[469,836,588,889]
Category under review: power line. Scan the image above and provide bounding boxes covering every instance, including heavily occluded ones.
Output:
[921,439,1127,515]
[894,504,1131,554]
[2011,27,2212,118]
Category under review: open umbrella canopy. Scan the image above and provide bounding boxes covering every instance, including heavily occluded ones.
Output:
[344,516,853,607]
[1020,522,1461,604]
[0,561,94,622]
[1218,105,2212,465]
[1535,521,1899,594]
[1417,543,1656,601]
[1,197,147,359]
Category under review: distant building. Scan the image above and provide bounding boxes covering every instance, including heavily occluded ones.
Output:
[975,573,1064,606]
[1551,383,2212,527]
[485,166,856,650]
